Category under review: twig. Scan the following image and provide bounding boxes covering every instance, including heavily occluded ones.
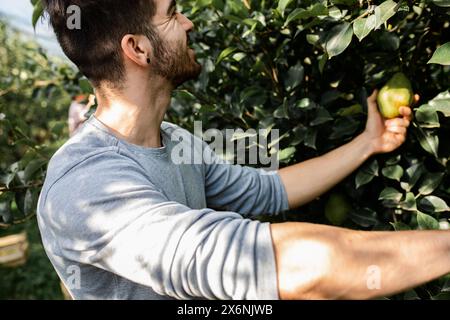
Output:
[0,181,43,193]
[0,212,36,229]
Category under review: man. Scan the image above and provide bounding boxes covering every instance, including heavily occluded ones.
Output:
[37,0,450,300]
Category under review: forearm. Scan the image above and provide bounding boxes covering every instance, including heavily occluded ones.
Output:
[278,133,374,209]
[332,228,450,299]
[271,222,450,300]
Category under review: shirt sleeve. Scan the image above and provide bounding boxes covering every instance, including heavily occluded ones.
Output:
[202,142,290,216]
[40,152,279,300]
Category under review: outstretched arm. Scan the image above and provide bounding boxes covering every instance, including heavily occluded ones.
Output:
[271,222,450,299]
[278,90,419,209]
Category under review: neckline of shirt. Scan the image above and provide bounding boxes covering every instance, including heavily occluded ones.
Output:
[86,114,169,157]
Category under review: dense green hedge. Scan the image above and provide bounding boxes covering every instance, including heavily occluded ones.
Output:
[172,0,450,299]
[1,0,449,299]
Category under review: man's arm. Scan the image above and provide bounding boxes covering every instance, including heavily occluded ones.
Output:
[278,132,373,208]
[39,153,280,300]
[270,222,450,299]
[278,90,418,209]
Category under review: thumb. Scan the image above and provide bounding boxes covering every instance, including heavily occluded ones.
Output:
[367,89,379,117]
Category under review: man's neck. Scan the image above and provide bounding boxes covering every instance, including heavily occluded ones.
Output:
[93,77,173,148]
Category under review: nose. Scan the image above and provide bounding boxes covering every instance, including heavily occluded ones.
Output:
[178,13,194,32]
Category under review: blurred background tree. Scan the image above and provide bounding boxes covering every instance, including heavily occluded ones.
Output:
[0,0,449,299]
[0,13,88,298]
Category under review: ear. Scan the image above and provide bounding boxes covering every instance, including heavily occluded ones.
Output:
[121,34,151,67]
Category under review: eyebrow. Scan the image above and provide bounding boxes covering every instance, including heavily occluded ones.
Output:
[167,0,177,15]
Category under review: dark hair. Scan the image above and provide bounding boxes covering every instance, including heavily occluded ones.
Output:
[43,0,160,88]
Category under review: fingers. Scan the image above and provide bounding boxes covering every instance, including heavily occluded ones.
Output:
[394,132,406,145]
[367,89,380,118]
[385,118,410,128]
[386,126,407,134]
[384,117,409,142]
[399,94,419,121]
[399,106,413,121]
[368,89,379,103]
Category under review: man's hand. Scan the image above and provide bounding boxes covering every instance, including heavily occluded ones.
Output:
[363,89,419,155]
[278,89,420,209]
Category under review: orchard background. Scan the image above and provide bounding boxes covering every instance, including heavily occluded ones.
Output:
[0,0,449,299]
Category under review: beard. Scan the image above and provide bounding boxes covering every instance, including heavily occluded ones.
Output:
[150,37,202,88]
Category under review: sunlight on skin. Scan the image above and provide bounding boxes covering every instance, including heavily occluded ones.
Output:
[276,239,332,298]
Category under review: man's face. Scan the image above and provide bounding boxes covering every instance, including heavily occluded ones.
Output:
[150,0,202,87]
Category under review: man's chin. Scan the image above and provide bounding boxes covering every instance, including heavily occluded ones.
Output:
[172,63,202,87]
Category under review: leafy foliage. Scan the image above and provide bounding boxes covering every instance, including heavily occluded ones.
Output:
[0,19,89,228]
[171,0,450,299]
[10,0,450,299]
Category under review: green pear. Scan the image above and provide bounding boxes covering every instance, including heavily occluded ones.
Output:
[325,192,351,226]
[377,72,413,119]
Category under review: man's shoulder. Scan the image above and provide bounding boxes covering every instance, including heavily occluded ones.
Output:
[47,134,117,179]
[42,129,143,201]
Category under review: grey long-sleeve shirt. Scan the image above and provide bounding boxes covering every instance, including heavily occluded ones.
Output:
[37,114,289,300]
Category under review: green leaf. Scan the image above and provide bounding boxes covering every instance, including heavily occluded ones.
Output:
[428,91,450,116]
[355,159,379,189]
[382,165,404,181]
[23,159,47,182]
[0,172,16,189]
[310,108,333,126]
[418,172,445,195]
[349,207,379,227]
[414,125,439,158]
[419,196,450,213]
[306,34,320,46]
[331,0,359,5]
[337,104,363,116]
[318,52,328,73]
[378,31,400,51]
[400,192,417,211]
[386,155,401,166]
[379,187,402,202]
[329,117,359,139]
[211,0,225,10]
[216,47,238,65]
[427,42,450,65]
[284,62,304,92]
[278,147,296,162]
[79,78,94,94]
[401,162,425,192]
[277,0,294,17]
[304,128,317,150]
[295,98,315,109]
[417,211,440,230]
[353,15,376,42]
[390,221,411,231]
[0,199,13,224]
[415,91,450,120]
[416,108,440,128]
[273,102,289,119]
[432,292,450,300]
[285,8,307,25]
[0,161,21,189]
[32,0,44,30]
[432,0,450,7]
[374,0,398,30]
[284,4,328,26]
[325,22,354,59]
